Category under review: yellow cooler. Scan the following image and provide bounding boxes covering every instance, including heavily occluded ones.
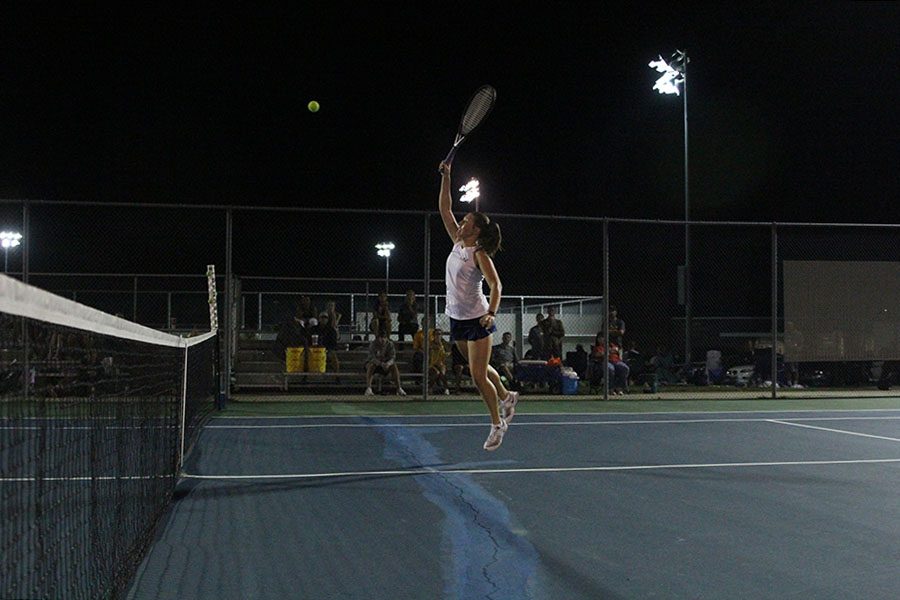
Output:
[285,347,305,373]
[307,347,327,373]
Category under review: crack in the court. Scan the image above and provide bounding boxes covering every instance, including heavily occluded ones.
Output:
[442,472,502,599]
[375,420,504,598]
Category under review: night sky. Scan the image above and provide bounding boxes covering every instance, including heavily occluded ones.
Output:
[1,3,897,224]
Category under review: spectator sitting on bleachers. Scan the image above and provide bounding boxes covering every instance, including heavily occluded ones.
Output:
[315,312,340,375]
[565,343,589,381]
[490,332,518,387]
[428,327,450,395]
[623,340,646,385]
[450,342,469,394]
[590,332,629,395]
[397,289,420,347]
[274,303,309,361]
[527,313,545,359]
[411,317,435,373]
[364,330,406,396]
[649,344,679,384]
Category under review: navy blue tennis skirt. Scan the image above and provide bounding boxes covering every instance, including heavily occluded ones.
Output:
[449,316,496,342]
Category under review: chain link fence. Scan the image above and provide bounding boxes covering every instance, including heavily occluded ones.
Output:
[2,199,898,400]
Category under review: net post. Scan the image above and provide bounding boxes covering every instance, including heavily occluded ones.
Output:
[207,265,218,332]
[179,343,190,472]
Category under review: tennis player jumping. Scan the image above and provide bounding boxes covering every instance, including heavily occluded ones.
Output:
[438,161,518,450]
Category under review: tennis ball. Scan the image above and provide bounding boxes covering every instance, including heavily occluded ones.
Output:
[308,100,320,113]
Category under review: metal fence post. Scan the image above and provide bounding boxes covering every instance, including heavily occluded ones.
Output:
[685,222,692,378]
[22,201,29,284]
[423,214,431,401]
[132,276,138,322]
[349,293,355,336]
[258,292,263,331]
[223,208,233,403]
[22,201,29,402]
[771,223,778,399]
[364,281,370,337]
[603,218,609,401]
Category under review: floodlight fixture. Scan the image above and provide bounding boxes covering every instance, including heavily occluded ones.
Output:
[459,178,481,211]
[0,231,22,249]
[0,231,22,273]
[375,242,395,258]
[649,52,686,95]
[375,242,395,292]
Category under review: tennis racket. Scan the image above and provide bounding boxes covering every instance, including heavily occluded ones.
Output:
[442,84,497,166]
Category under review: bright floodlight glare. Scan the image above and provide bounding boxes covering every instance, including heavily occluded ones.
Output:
[649,55,684,95]
[375,242,395,258]
[458,178,480,204]
[0,231,22,249]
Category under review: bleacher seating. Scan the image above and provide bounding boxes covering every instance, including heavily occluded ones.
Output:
[233,335,449,393]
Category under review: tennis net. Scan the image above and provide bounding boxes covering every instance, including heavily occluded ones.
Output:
[0,274,218,599]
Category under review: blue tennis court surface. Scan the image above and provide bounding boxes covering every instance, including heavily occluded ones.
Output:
[128,409,900,599]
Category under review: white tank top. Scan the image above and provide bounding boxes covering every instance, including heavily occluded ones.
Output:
[445,242,490,320]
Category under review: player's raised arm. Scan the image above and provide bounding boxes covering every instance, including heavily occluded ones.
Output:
[438,162,459,243]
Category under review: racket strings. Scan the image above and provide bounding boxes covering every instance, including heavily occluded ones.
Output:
[460,86,496,135]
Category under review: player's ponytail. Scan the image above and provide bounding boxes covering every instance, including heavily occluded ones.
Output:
[472,212,502,256]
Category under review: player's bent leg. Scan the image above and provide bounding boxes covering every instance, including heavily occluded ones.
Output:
[486,363,517,421]
[486,364,509,400]
[468,337,501,425]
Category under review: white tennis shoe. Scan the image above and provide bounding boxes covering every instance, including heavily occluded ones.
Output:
[500,391,519,423]
[483,418,508,451]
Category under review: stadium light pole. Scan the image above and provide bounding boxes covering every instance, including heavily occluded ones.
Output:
[459,178,481,213]
[649,49,691,372]
[0,231,22,273]
[376,242,395,293]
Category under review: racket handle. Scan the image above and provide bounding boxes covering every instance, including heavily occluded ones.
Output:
[443,145,459,166]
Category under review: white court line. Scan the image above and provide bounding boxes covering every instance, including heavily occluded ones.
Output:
[768,419,900,443]
[214,407,900,419]
[204,416,900,429]
[180,457,900,481]
[4,416,896,432]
